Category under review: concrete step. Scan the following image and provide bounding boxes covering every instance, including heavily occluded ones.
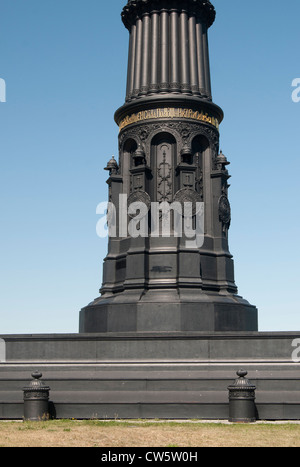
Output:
[0,331,299,420]
[1,389,300,420]
[1,377,300,393]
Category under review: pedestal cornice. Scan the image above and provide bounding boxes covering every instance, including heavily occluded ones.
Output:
[115,95,224,130]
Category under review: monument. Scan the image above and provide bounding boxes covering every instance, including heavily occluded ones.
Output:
[79,0,258,334]
[0,0,299,421]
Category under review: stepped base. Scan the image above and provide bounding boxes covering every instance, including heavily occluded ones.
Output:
[0,332,300,420]
[80,291,258,333]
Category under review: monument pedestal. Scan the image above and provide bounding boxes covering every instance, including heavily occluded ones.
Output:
[1,1,296,423]
[1,331,300,420]
[80,291,258,333]
[77,0,259,335]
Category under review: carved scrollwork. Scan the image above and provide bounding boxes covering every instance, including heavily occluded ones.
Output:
[127,190,151,218]
[119,120,220,171]
[174,188,202,216]
[23,388,50,401]
[229,390,256,400]
[120,119,219,148]
[218,194,231,229]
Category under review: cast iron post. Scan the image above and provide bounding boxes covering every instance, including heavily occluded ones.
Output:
[23,371,51,421]
[228,370,257,423]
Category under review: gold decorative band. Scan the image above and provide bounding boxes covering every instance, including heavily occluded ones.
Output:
[119,107,219,132]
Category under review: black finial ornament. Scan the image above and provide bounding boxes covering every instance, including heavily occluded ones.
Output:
[217,151,230,167]
[133,144,146,166]
[237,369,248,378]
[105,156,119,175]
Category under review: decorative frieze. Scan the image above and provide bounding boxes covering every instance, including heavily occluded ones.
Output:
[119,107,220,132]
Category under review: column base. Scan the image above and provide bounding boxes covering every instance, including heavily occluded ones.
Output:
[79,290,258,333]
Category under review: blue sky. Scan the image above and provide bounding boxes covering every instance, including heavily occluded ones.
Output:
[0,0,299,334]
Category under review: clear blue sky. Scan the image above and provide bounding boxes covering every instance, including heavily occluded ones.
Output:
[0,0,299,334]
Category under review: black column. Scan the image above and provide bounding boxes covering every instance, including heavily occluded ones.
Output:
[79,0,258,334]
[180,9,191,95]
[170,9,180,93]
[122,0,216,100]
[140,12,151,95]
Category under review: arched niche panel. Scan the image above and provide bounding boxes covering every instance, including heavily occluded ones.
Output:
[150,132,177,203]
[122,138,138,194]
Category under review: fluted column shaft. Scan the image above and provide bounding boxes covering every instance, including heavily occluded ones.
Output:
[124,5,213,101]
[126,23,136,100]
[196,21,206,95]
[202,24,212,98]
[189,14,200,96]
[179,10,191,94]
[149,10,159,93]
[170,9,180,92]
[160,10,169,92]
[133,17,143,97]
[141,12,151,95]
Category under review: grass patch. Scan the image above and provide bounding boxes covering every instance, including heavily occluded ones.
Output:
[0,420,299,447]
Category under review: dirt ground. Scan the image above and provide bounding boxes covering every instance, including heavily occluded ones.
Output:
[0,420,300,447]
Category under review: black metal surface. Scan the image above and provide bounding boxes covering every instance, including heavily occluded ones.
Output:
[23,372,50,421]
[0,333,299,420]
[228,370,257,423]
[80,0,258,333]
